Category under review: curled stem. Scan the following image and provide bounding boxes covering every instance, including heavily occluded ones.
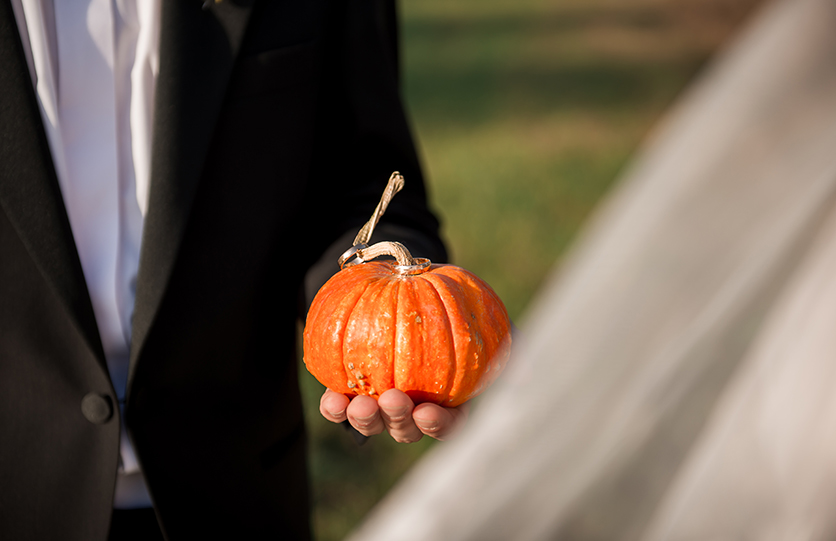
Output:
[338,172,429,271]
[355,241,414,266]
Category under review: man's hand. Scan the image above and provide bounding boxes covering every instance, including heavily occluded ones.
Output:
[319,388,470,443]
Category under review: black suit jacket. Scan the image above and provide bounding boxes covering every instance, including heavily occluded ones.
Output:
[0,1,446,539]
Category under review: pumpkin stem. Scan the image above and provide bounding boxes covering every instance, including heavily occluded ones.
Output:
[352,172,405,246]
[339,172,433,272]
[342,241,431,274]
[357,241,414,266]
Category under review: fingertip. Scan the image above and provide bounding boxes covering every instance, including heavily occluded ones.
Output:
[413,402,467,441]
[378,388,414,411]
[320,389,349,422]
[347,395,384,435]
[412,401,440,419]
[411,403,440,431]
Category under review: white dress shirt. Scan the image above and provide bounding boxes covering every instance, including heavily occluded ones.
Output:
[11,0,160,509]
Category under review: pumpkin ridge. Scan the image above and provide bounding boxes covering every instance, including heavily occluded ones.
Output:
[343,276,398,398]
[395,276,455,404]
[383,279,400,395]
[336,278,376,395]
[392,278,406,396]
[418,274,464,405]
[305,274,374,394]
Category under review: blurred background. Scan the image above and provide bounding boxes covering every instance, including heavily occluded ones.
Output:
[301,0,767,539]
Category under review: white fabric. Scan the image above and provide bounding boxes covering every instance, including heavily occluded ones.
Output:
[348,0,836,539]
[13,0,160,509]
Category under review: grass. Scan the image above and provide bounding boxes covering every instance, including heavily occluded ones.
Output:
[301,0,766,539]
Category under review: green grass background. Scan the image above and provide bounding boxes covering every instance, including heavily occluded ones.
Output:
[301,0,766,539]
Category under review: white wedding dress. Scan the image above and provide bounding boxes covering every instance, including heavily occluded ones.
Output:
[348,0,836,539]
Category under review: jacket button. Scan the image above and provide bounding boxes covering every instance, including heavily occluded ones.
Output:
[81,393,113,424]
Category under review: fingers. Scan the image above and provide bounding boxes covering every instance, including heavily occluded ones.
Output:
[320,388,469,442]
[345,391,423,442]
[321,390,388,437]
[377,390,423,443]
[319,389,350,423]
[413,401,470,441]
[345,395,386,436]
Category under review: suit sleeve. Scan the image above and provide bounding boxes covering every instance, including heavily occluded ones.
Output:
[298,0,449,311]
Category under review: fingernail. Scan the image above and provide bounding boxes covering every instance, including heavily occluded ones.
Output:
[383,406,410,422]
[352,413,377,427]
[415,419,438,431]
[326,409,344,418]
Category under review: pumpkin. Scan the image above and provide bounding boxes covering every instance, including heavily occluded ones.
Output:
[302,173,512,407]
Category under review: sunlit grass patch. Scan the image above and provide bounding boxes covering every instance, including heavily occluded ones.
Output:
[417,113,642,319]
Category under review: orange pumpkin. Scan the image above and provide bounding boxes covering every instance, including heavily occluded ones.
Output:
[302,172,512,407]
[303,258,512,407]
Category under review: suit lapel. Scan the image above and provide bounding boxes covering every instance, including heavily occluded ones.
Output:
[0,0,106,366]
[130,1,254,373]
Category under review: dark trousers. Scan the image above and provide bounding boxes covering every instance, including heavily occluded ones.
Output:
[108,508,164,541]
